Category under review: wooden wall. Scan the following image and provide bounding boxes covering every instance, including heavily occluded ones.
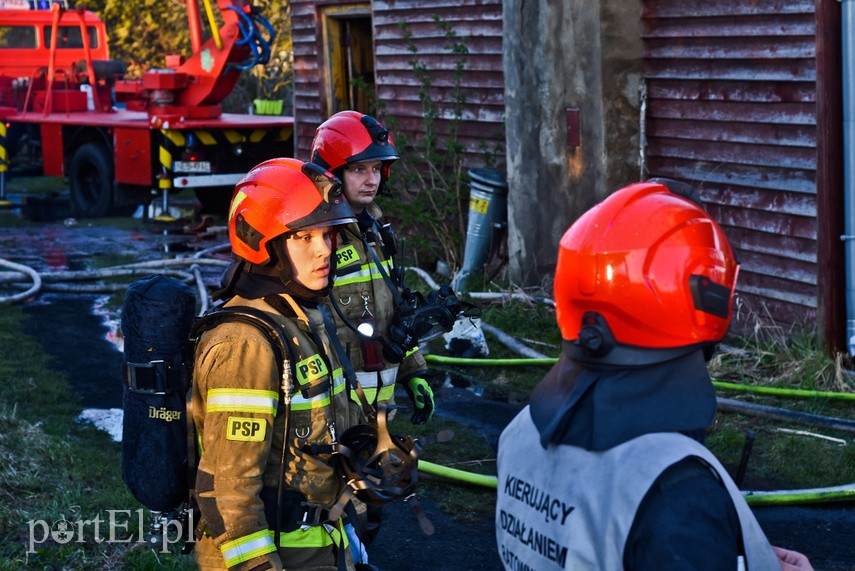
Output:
[291,0,506,170]
[642,0,819,329]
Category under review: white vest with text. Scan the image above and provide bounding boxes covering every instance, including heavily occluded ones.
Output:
[495,407,780,570]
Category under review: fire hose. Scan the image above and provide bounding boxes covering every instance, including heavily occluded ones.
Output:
[4,255,854,506]
[420,353,855,506]
[0,256,228,315]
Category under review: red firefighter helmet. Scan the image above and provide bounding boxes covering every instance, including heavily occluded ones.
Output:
[310,111,399,183]
[228,158,356,265]
[554,180,739,363]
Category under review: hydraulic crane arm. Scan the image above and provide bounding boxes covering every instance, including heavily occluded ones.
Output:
[116,0,275,117]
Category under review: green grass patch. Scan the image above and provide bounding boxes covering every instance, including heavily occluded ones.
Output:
[0,304,194,570]
[389,415,497,522]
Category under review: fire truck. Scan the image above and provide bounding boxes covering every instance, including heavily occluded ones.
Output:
[0,0,293,217]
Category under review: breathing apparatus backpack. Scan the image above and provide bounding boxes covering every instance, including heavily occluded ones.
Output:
[120,274,292,545]
[121,274,196,518]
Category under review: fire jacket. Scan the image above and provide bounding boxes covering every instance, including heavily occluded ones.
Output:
[328,202,428,407]
[192,293,365,570]
[496,408,781,570]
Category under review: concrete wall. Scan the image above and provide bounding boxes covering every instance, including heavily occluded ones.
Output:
[503,0,642,286]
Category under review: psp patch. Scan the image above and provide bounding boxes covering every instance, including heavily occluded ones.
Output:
[296,354,328,385]
[226,416,266,442]
[335,244,359,268]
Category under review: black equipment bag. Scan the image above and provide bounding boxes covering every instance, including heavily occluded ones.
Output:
[120,274,196,513]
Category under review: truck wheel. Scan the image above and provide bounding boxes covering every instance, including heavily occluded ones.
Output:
[70,143,114,218]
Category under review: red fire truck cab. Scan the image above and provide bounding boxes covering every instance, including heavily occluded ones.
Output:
[0,0,293,217]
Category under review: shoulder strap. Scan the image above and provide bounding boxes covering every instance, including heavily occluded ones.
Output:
[191,305,301,552]
[360,231,405,306]
[317,304,376,420]
[191,306,296,393]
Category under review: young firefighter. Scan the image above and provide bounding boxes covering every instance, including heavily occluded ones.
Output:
[310,111,434,424]
[310,111,433,548]
[495,180,814,571]
[191,158,366,571]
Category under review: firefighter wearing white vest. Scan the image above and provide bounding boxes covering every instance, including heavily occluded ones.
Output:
[191,158,366,571]
[495,180,814,571]
[310,111,433,424]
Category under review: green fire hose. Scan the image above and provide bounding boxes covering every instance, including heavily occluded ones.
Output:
[420,354,855,506]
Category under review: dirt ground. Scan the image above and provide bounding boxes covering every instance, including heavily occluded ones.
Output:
[3,206,855,570]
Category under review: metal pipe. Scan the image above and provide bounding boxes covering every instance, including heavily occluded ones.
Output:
[843,0,855,355]
[185,0,203,54]
[816,0,845,351]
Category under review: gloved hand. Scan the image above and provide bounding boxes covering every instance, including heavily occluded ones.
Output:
[405,377,434,424]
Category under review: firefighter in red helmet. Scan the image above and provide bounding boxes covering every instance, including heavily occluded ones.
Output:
[311,111,433,551]
[311,112,434,427]
[495,180,813,570]
[192,158,367,571]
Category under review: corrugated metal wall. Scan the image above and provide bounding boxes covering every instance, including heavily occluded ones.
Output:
[290,0,324,159]
[372,0,505,170]
[642,0,818,328]
[291,0,506,170]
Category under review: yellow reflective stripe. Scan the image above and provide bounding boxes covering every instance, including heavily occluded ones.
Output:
[223,129,245,143]
[220,529,276,567]
[159,145,173,168]
[229,189,246,221]
[277,126,294,141]
[405,346,421,358]
[162,129,185,146]
[249,129,267,143]
[378,383,395,401]
[353,383,395,406]
[278,521,346,548]
[207,388,278,415]
[290,369,346,411]
[333,259,394,287]
[194,129,218,145]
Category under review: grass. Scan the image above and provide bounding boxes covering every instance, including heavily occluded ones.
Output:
[0,305,195,570]
[4,175,66,195]
[389,415,498,523]
[4,179,855,565]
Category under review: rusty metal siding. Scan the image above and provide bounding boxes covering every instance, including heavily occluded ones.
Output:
[642,0,818,329]
[291,0,324,159]
[291,0,505,168]
[372,1,505,169]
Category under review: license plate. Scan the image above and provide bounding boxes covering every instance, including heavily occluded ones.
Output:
[173,160,211,173]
